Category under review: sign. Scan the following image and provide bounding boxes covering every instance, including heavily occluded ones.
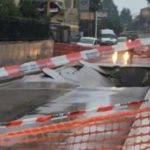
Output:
[96,12,107,18]
[79,0,90,12]
[80,12,94,20]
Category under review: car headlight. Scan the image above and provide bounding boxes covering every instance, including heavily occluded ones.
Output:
[112,52,118,64]
[123,51,130,65]
[128,39,132,43]
[112,51,130,65]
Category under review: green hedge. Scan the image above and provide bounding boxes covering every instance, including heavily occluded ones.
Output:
[0,16,50,41]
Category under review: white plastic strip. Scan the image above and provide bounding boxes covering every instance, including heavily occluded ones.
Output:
[81,49,100,60]
[21,61,40,74]
[140,38,150,46]
[0,68,9,78]
[51,55,69,66]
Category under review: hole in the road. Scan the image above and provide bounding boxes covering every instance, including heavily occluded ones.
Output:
[100,66,150,87]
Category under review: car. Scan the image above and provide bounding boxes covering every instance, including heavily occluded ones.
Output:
[70,34,81,43]
[100,34,117,45]
[118,33,139,42]
[77,37,101,47]
[99,29,117,45]
[117,35,128,42]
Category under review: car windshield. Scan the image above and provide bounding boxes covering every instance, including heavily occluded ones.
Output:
[101,34,116,38]
[118,36,128,42]
[79,38,95,44]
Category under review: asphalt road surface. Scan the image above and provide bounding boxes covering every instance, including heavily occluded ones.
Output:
[0,64,149,131]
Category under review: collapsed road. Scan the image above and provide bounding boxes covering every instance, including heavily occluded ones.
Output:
[0,59,149,124]
[0,42,149,149]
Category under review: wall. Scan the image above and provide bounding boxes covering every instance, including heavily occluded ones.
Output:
[0,40,54,67]
[54,42,92,56]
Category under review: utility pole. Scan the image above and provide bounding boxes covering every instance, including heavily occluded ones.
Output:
[77,0,81,34]
[95,12,98,38]
[47,0,50,16]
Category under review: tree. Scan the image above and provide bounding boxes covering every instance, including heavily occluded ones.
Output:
[0,0,20,17]
[147,0,150,4]
[20,0,38,18]
[90,0,103,12]
[101,0,122,34]
[120,8,132,30]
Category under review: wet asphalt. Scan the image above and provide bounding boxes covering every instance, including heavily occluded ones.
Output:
[0,65,149,124]
[0,63,150,150]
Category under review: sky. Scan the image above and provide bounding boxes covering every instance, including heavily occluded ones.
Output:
[114,0,148,17]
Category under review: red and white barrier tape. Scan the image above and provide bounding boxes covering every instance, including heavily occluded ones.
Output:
[0,99,149,128]
[0,38,149,81]
[0,65,22,79]
[24,38,150,72]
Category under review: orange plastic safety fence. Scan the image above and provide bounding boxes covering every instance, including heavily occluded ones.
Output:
[0,107,150,150]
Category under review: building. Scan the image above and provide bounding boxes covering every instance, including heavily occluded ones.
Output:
[14,0,79,40]
[63,0,79,34]
[140,7,150,32]
[31,0,79,35]
[141,7,150,17]
[47,0,79,35]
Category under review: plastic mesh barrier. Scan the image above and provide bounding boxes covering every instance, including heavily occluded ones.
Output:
[0,107,150,150]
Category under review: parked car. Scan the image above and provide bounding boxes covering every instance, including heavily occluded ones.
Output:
[118,33,139,42]
[117,35,128,42]
[70,34,81,43]
[77,37,100,47]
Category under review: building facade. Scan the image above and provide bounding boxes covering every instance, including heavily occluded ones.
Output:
[63,0,79,34]
[48,0,79,34]
[141,7,150,17]
[14,0,80,38]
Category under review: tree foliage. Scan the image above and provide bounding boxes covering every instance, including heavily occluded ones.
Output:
[20,0,38,18]
[0,0,49,21]
[129,14,150,32]
[0,0,19,17]
[120,8,132,29]
[147,0,150,4]
[101,0,122,33]
[89,0,103,12]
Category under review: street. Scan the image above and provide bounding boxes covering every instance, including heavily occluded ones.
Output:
[0,0,150,149]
